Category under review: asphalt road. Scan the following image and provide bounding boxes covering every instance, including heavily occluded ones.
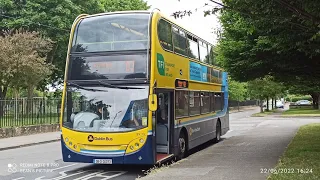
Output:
[1,106,311,180]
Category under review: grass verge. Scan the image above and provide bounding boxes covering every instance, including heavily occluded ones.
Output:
[267,123,320,180]
[282,108,320,117]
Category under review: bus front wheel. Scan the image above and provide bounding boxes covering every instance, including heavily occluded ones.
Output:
[177,132,187,160]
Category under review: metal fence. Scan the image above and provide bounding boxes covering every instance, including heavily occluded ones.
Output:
[228,100,259,107]
[0,98,61,128]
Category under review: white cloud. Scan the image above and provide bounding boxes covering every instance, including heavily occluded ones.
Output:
[145,0,221,45]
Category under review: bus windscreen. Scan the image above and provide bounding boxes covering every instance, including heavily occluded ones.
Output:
[71,13,150,52]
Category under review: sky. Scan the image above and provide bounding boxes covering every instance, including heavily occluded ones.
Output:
[145,0,222,45]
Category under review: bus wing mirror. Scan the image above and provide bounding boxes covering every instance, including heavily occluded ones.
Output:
[149,94,158,111]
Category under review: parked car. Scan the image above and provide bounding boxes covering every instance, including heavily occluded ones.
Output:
[295,100,311,105]
[276,101,284,108]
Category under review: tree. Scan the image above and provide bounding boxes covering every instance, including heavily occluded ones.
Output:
[228,78,247,110]
[173,0,320,108]
[0,30,54,114]
[103,0,149,12]
[247,76,284,112]
[0,0,150,90]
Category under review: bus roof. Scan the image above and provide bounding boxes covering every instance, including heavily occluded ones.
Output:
[79,10,214,47]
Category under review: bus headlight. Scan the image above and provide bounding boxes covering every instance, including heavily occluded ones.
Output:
[65,138,69,142]
[126,137,147,154]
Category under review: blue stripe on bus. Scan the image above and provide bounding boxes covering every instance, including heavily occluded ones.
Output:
[175,110,227,127]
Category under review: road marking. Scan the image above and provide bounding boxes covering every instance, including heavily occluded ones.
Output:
[12,177,24,180]
[35,170,88,180]
[52,163,78,171]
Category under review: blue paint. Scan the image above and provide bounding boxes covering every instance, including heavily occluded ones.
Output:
[221,72,229,112]
[201,66,208,82]
[61,135,155,165]
[189,62,211,82]
[189,62,202,81]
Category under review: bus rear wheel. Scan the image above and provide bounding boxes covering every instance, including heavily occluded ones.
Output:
[177,132,187,160]
[214,121,221,143]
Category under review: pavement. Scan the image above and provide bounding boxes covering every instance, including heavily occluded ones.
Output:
[0,132,61,151]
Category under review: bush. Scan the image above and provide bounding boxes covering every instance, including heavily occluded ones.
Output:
[287,95,312,102]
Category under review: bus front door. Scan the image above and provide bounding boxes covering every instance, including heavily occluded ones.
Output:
[155,91,174,163]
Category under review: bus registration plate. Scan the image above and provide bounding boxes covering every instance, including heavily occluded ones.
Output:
[93,159,112,164]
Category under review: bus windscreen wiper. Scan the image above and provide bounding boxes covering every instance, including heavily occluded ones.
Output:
[97,81,144,89]
[67,82,108,92]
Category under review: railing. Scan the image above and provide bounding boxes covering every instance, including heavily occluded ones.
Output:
[228,100,259,107]
[0,98,61,128]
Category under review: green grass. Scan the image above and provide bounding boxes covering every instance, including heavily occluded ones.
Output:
[282,108,320,117]
[267,123,320,180]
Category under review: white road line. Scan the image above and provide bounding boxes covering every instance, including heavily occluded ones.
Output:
[12,177,24,180]
[51,163,78,171]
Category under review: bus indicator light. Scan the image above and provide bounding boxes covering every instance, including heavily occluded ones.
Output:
[175,79,188,88]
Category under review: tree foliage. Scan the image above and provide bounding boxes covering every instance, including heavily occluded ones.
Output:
[247,76,285,112]
[228,78,247,101]
[0,30,54,98]
[0,0,150,90]
[215,0,320,83]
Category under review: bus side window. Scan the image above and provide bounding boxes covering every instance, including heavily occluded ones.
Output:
[158,19,173,51]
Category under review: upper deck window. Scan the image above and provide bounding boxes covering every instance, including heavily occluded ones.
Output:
[72,13,150,53]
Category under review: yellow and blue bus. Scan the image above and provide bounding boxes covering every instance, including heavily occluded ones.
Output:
[60,9,229,165]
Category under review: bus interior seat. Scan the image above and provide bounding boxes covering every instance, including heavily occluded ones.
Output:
[156,124,168,153]
[75,121,86,129]
[92,120,107,130]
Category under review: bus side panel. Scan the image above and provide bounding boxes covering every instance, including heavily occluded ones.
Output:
[185,117,216,150]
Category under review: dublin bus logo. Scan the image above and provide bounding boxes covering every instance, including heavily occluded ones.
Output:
[88,135,94,142]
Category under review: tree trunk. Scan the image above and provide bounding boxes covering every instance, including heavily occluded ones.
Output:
[260,100,263,113]
[237,100,240,111]
[272,98,274,109]
[266,97,269,111]
[14,89,19,120]
[0,86,8,117]
[311,93,319,109]
[27,85,35,114]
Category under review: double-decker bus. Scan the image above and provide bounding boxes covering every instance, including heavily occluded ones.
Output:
[60,9,229,165]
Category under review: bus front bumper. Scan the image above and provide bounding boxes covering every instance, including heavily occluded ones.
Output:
[61,135,154,165]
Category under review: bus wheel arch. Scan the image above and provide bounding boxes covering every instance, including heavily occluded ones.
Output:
[214,119,221,143]
[177,127,188,160]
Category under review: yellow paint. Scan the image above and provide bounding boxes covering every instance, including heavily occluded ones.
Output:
[61,127,148,152]
[150,11,223,90]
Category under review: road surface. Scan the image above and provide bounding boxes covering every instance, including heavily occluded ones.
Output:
[1,107,307,180]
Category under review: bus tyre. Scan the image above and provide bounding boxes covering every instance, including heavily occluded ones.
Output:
[214,121,221,143]
[177,132,187,160]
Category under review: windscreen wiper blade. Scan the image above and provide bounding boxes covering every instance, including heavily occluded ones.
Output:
[67,82,108,92]
[97,81,144,89]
